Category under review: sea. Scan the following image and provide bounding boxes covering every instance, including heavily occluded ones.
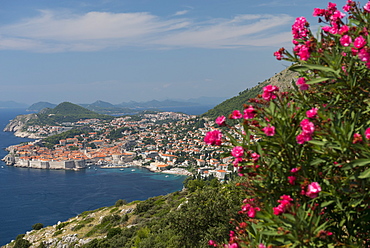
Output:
[0,108,188,246]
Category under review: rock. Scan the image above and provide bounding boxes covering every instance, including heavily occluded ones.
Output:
[3,113,37,132]
[121,207,134,214]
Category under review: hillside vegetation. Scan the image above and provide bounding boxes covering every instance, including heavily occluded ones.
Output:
[4,178,245,248]
[25,102,114,127]
[202,67,298,119]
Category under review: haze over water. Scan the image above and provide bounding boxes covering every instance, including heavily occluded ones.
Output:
[0,109,186,246]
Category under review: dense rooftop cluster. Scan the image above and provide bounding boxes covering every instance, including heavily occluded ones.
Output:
[6,111,234,179]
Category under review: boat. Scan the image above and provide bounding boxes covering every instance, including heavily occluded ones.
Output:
[131,169,135,171]
[120,169,124,171]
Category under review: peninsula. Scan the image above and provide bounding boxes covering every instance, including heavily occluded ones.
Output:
[2,102,228,178]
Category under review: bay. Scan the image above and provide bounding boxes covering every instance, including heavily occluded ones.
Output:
[0,109,186,246]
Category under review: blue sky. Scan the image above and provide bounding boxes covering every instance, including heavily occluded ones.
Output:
[0,0,347,105]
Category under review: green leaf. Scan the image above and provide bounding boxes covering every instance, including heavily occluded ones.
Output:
[306,77,332,85]
[358,168,370,179]
[321,200,334,208]
[310,158,326,166]
[290,64,339,74]
[308,140,326,146]
[343,158,370,170]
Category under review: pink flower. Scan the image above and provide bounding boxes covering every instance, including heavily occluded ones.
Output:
[259,244,267,248]
[354,36,366,49]
[288,176,296,185]
[296,133,312,144]
[340,35,352,47]
[241,199,260,218]
[232,157,242,167]
[358,48,370,62]
[365,2,370,12]
[296,45,310,61]
[225,243,239,248]
[322,26,331,32]
[231,110,242,119]
[273,205,285,215]
[251,152,260,162]
[330,10,345,22]
[274,49,285,60]
[262,125,275,136]
[204,130,222,146]
[300,119,315,135]
[306,182,321,198]
[273,195,293,215]
[291,167,299,173]
[313,8,325,16]
[208,240,217,247]
[292,17,309,40]
[231,146,244,158]
[339,25,349,35]
[306,107,318,118]
[365,127,370,139]
[262,85,279,101]
[296,77,309,91]
[353,133,363,144]
[243,105,256,119]
[215,115,226,126]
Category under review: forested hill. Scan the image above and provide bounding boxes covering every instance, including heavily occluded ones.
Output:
[201,67,298,119]
[27,102,114,126]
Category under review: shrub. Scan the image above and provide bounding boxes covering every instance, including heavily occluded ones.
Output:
[206,1,370,247]
[32,223,43,230]
[107,227,122,239]
[71,224,85,231]
[114,199,127,207]
[13,238,31,248]
[56,222,69,230]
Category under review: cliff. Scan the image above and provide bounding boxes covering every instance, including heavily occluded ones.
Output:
[3,113,42,138]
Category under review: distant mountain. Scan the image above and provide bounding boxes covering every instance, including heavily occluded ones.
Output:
[28,102,57,112]
[179,96,227,106]
[0,101,28,109]
[116,99,200,109]
[27,98,223,116]
[80,100,115,109]
[202,67,298,119]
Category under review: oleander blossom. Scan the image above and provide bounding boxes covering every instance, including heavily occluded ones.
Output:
[240,198,261,218]
[262,125,276,136]
[300,119,315,134]
[262,85,279,101]
[353,133,363,144]
[251,152,260,162]
[231,146,244,158]
[306,107,318,118]
[306,182,322,198]
[296,77,309,91]
[354,35,367,49]
[208,240,217,247]
[288,176,296,185]
[297,119,315,144]
[364,1,370,12]
[231,110,242,119]
[340,35,352,46]
[215,115,226,126]
[365,127,370,139]
[243,105,256,119]
[273,195,294,215]
[204,130,222,146]
[292,17,309,40]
